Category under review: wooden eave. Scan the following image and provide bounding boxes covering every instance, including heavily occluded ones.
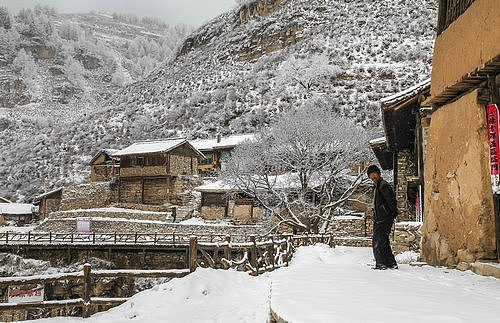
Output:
[33,187,63,203]
[369,139,394,171]
[424,55,500,108]
[382,86,430,152]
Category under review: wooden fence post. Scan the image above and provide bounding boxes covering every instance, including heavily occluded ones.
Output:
[270,236,275,268]
[82,263,91,318]
[249,236,258,275]
[189,237,198,273]
[223,236,231,269]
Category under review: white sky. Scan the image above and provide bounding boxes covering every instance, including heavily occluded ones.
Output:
[0,0,237,27]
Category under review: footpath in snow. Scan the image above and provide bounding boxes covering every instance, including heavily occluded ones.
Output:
[28,245,500,323]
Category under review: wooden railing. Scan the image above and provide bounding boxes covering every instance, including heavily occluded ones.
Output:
[0,232,251,246]
[188,234,335,275]
[0,264,190,320]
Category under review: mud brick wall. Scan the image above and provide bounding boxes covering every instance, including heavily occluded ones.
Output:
[200,206,226,220]
[233,205,263,225]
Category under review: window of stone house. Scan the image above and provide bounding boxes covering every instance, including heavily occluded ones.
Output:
[200,152,214,165]
[202,192,227,206]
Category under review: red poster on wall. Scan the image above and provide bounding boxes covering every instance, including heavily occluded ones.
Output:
[487,104,500,193]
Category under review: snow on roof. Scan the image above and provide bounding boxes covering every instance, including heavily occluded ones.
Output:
[0,196,11,203]
[33,187,63,202]
[369,136,387,146]
[191,134,255,151]
[195,180,236,193]
[0,203,34,215]
[112,138,204,158]
[380,79,431,107]
[196,172,324,193]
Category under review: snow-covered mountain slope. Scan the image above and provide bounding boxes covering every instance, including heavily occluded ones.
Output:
[0,0,437,201]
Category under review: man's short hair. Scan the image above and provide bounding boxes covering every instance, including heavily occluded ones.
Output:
[367,164,381,176]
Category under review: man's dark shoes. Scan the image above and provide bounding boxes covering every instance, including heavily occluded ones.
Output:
[372,264,388,270]
[388,263,398,269]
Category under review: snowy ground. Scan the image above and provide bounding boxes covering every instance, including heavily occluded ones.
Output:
[25,246,500,323]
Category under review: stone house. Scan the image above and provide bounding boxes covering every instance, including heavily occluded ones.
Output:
[33,187,63,221]
[420,0,500,266]
[195,180,263,225]
[0,203,36,225]
[370,80,431,222]
[191,134,255,176]
[89,149,119,182]
[112,138,204,206]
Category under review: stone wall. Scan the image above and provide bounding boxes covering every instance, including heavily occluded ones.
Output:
[421,90,497,266]
[9,247,188,269]
[43,199,61,220]
[395,150,416,221]
[119,166,167,178]
[59,182,114,211]
[35,217,270,240]
[117,175,200,206]
[327,215,369,237]
[393,221,422,252]
[46,209,171,222]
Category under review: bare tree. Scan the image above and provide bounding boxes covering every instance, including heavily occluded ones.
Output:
[222,98,369,233]
[276,54,342,92]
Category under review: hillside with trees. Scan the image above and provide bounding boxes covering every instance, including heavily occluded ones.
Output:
[0,0,437,201]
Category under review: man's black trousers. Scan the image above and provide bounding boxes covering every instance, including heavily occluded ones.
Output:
[372,220,397,267]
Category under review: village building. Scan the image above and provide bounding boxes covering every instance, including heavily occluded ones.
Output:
[370,80,431,222]
[111,138,204,206]
[191,134,254,176]
[419,0,500,266]
[33,187,63,221]
[0,202,37,225]
[89,149,119,182]
[195,180,263,225]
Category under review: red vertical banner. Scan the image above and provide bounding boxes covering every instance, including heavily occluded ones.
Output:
[487,104,500,193]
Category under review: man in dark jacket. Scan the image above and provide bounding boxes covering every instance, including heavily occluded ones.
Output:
[367,165,398,270]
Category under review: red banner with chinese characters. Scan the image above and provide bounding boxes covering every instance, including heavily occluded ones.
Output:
[487,104,500,193]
